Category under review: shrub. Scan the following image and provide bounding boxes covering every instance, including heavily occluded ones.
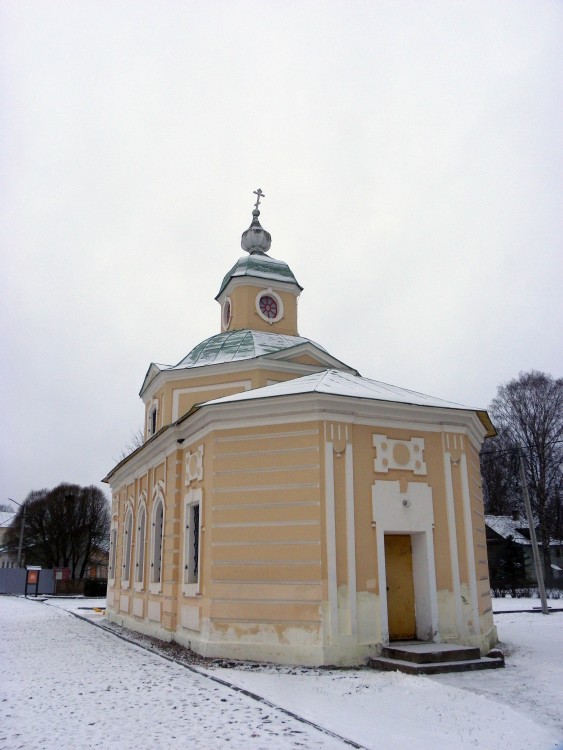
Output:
[83,578,107,597]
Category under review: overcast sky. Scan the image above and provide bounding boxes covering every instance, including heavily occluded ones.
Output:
[1,0,561,506]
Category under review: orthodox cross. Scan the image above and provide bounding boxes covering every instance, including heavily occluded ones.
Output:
[253,188,265,210]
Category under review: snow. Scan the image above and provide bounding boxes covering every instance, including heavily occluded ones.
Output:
[217,253,302,298]
[205,368,484,412]
[1,596,562,750]
[170,330,328,370]
[486,514,531,544]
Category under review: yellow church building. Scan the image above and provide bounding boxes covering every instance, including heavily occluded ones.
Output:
[104,192,498,666]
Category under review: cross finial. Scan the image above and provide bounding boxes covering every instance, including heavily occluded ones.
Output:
[253,188,265,210]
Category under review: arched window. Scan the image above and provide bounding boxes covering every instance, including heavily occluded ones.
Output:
[122,506,133,587]
[150,495,164,589]
[147,400,159,437]
[135,498,147,588]
[108,525,117,584]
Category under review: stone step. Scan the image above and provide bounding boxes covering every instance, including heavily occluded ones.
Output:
[369,655,505,675]
[382,642,481,664]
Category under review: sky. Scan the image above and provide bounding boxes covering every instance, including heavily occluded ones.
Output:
[1,0,561,506]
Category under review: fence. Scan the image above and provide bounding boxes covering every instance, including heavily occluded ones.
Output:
[0,568,56,595]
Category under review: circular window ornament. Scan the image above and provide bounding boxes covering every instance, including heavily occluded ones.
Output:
[222,297,232,329]
[256,288,283,323]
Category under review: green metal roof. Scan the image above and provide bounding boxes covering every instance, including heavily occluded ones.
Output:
[171,330,324,370]
[216,253,302,299]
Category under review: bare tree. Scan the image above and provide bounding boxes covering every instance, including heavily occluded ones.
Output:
[115,427,145,462]
[489,371,563,582]
[480,430,519,515]
[5,483,110,578]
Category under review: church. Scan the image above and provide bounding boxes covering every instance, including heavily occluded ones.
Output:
[104,191,498,666]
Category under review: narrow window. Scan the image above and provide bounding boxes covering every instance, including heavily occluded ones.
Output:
[183,490,202,591]
[151,498,164,584]
[135,505,146,586]
[109,528,117,582]
[122,509,133,585]
[149,407,157,436]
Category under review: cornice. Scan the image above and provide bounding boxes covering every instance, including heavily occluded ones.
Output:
[139,346,347,402]
[105,389,488,489]
[215,274,302,304]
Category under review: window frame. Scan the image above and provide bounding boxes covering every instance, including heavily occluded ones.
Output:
[149,485,165,594]
[121,502,134,589]
[182,488,202,597]
[134,492,147,591]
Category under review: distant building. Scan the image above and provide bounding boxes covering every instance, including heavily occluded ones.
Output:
[0,510,18,568]
[104,196,498,665]
[486,513,563,587]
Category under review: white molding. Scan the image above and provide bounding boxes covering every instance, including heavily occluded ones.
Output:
[140,354,335,401]
[460,453,480,633]
[372,480,438,642]
[214,462,319,477]
[107,393,487,492]
[443,448,464,634]
[185,444,205,486]
[324,441,338,639]
[373,434,427,475]
[216,445,319,459]
[213,482,319,494]
[212,519,320,529]
[222,296,232,331]
[214,428,319,444]
[345,442,357,636]
[217,274,302,302]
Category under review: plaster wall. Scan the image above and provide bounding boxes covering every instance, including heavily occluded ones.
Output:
[226,282,299,336]
[107,406,496,665]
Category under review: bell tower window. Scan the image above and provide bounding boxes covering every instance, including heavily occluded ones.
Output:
[147,401,159,437]
[256,287,283,324]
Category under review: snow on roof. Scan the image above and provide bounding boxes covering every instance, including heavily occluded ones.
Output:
[485,515,531,544]
[216,253,302,298]
[485,515,563,546]
[203,368,485,412]
[169,330,328,371]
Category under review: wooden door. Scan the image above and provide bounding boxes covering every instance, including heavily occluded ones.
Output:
[384,534,416,640]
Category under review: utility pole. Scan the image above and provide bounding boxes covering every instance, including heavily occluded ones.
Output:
[517,448,549,615]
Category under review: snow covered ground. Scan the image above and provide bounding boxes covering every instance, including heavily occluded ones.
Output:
[0,595,562,750]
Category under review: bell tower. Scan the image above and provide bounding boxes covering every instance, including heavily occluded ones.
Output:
[215,189,303,336]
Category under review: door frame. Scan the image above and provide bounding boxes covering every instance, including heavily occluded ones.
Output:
[372,480,439,642]
[384,533,416,640]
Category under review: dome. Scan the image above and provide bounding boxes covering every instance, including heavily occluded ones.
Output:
[241,208,271,254]
[170,330,325,370]
[215,253,302,299]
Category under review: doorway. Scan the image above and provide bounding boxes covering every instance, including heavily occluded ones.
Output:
[384,534,416,640]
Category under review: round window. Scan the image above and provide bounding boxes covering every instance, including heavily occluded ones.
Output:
[259,294,278,319]
[222,298,232,329]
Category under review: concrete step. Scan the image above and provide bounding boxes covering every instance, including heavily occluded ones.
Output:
[382,642,481,664]
[369,654,505,675]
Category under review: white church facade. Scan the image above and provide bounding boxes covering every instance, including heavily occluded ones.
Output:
[104,193,497,666]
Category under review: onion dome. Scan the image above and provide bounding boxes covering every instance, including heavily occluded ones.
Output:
[241,188,271,254]
[241,208,271,254]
